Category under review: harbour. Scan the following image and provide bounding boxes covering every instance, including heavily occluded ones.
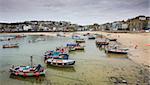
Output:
[0,32,149,85]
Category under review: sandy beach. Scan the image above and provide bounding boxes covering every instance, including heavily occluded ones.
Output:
[80,31,150,66]
[79,31,150,71]
[1,31,150,68]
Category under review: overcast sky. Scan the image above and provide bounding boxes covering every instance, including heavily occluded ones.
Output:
[0,0,149,25]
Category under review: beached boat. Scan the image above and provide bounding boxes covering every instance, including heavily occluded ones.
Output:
[96,38,109,46]
[9,64,46,77]
[66,43,79,47]
[44,51,69,60]
[0,37,15,41]
[3,44,19,48]
[46,59,75,67]
[15,35,26,38]
[76,39,85,43]
[108,38,117,41]
[66,43,84,51]
[88,36,96,40]
[46,54,75,67]
[74,46,84,50]
[72,35,80,39]
[57,32,65,37]
[106,47,129,54]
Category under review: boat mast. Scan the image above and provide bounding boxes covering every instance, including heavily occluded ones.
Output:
[30,56,33,67]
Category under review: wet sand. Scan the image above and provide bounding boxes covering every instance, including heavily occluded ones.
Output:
[77,31,150,72]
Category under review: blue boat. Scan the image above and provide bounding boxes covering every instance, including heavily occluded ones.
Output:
[66,43,79,47]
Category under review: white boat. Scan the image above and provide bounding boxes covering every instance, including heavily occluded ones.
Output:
[46,59,75,67]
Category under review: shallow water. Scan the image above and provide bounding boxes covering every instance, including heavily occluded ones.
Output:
[0,34,147,85]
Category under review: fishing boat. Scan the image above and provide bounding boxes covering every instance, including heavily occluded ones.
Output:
[10,56,46,77]
[88,36,95,40]
[74,46,84,50]
[96,38,109,46]
[108,38,117,41]
[44,51,67,60]
[3,44,19,48]
[46,59,75,67]
[66,43,84,51]
[57,32,65,37]
[106,47,129,54]
[46,54,75,67]
[15,35,26,38]
[72,35,80,39]
[9,64,46,77]
[76,39,85,43]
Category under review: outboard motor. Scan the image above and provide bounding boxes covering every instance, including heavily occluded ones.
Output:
[35,64,42,72]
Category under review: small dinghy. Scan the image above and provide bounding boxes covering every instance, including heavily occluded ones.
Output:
[88,35,95,40]
[66,43,84,51]
[9,64,46,77]
[3,44,19,48]
[76,39,85,43]
[57,32,65,37]
[108,38,117,41]
[74,46,84,50]
[96,38,109,46]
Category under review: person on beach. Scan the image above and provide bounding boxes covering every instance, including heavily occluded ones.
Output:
[135,45,138,49]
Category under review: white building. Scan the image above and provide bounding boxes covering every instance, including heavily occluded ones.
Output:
[121,24,128,30]
[111,21,128,31]
[23,25,32,31]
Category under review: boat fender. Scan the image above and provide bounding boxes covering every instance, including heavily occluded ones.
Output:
[35,72,40,76]
[56,61,58,65]
[62,62,64,65]
[23,73,27,77]
[15,72,19,75]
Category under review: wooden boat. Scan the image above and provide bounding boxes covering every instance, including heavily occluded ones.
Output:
[96,38,109,46]
[88,36,95,40]
[57,32,65,37]
[108,38,117,41]
[9,64,46,77]
[66,43,79,47]
[68,46,76,51]
[44,51,69,60]
[15,35,26,38]
[3,44,19,48]
[46,54,75,67]
[72,35,80,39]
[106,48,129,54]
[66,43,84,51]
[74,46,84,50]
[46,59,75,67]
[76,39,85,43]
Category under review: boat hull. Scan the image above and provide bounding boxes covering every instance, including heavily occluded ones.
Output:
[46,59,75,67]
[3,46,19,48]
[107,50,128,54]
[10,69,46,77]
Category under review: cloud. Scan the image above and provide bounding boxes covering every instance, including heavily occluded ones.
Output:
[0,0,149,25]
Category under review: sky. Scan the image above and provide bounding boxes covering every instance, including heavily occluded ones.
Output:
[0,0,149,25]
